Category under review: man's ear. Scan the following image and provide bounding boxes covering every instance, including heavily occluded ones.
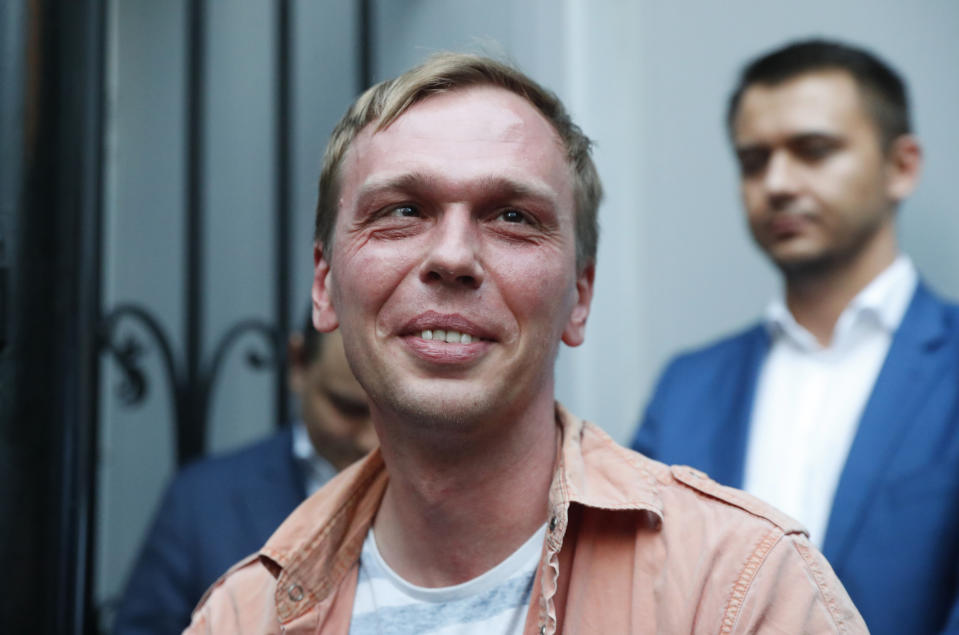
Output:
[312,243,339,332]
[561,262,595,347]
[886,134,922,202]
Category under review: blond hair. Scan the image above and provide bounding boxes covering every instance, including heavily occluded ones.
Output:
[315,53,602,270]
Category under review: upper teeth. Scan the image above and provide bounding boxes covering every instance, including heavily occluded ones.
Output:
[421,329,473,344]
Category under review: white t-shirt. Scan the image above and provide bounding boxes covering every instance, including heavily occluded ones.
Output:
[349,524,545,635]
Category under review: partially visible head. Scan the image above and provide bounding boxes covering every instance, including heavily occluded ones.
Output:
[726,39,921,277]
[315,52,601,272]
[727,39,911,151]
[288,313,375,470]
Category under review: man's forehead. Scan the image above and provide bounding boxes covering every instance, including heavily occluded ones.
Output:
[337,85,572,202]
[357,85,560,151]
[735,70,868,140]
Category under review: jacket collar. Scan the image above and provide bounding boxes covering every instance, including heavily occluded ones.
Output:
[258,403,665,623]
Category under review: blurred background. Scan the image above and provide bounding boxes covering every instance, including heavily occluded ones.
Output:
[1,0,957,632]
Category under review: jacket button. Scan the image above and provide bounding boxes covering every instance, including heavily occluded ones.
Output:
[287,583,304,602]
[540,625,547,635]
[548,516,557,531]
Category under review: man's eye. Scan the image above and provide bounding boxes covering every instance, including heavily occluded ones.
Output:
[498,209,528,224]
[737,149,769,176]
[388,205,420,218]
[795,140,836,161]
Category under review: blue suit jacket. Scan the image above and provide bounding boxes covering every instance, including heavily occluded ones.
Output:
[113,425,306,635]
[632,283,959,634]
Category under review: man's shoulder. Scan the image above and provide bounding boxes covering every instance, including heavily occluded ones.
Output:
[909,280,959,332]
[647,323,768,403]
[577,419,804,535]
[666,322,767,369]
[173,426,293,492]
[663,462,805,535]
[186,552,280,633]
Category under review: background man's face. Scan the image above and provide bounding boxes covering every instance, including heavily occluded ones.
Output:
[313,85,592,429]
[288,329,376,470]
[733,70,901,274]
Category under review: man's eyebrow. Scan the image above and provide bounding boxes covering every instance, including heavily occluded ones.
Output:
[477,175,557,204]
[736,130,843,150]
[356,172,439,201]
[787,131,844,144]
[355,172,557,205]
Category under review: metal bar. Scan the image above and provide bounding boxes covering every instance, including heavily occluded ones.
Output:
[358,0,373,89]
[69,0,107,628]
[183,0,207,464]
[274,0,291,429]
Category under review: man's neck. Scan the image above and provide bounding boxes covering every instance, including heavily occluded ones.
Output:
[370,393,558,588]
[784,227,898,346]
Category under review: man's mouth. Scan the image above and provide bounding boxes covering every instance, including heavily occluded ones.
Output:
[402,311,495,345]
[420,329,478,344]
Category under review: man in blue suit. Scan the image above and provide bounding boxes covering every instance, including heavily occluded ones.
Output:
[632,39,959,634]
[113,321,375,635]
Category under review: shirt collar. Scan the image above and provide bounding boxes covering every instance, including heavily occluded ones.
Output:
[763,254,918,349]
[291,419,337,496]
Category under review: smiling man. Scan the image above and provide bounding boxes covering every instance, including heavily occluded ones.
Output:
[633,40,959,633]
[187,53,864,634]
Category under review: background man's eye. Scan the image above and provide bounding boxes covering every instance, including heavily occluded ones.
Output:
[797,142,834,160]
[737,149,768,176]
[500,209,526,223]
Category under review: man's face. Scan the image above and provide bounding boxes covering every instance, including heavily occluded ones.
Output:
[312,86,593,428]
[288,329,376,470]
[732,70,911,274]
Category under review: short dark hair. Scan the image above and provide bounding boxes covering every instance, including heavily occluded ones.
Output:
[726,39,911,149]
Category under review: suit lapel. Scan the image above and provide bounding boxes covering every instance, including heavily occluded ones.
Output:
[705,325,769,489]
[822,284,948,566]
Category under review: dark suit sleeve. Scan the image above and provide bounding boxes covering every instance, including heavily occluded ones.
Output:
[630,359,679,461]
[113,474,204,635]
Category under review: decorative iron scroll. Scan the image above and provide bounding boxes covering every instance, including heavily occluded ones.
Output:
[98,304,282,465]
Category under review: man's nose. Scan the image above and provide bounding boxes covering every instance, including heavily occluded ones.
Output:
[763,152,800,209]
[419,208,484,290]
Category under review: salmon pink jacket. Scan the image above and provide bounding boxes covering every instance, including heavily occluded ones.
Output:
[186,404,866,634]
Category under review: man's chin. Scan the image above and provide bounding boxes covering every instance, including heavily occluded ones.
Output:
[772,251,837,279]
[380,384,504,431]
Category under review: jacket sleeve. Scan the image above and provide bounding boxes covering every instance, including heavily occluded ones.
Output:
[113,475,202,635]
[731,532,868,633]
[630,358,680,460]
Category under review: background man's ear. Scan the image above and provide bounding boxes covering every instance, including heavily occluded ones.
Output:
[312,244,339,332]
[886,134,922,202]
[561,263,595,347]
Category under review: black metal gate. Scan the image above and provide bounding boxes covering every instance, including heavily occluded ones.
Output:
[0,1,372,632]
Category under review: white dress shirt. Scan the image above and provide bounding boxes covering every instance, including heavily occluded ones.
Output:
[743,255,918,547]
[292,419,338,496]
